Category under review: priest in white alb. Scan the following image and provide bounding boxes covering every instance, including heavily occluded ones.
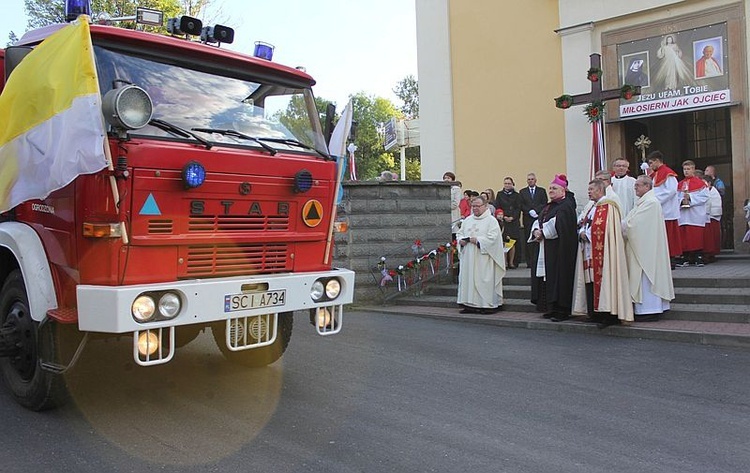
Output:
[456,195,506,314]
[611,158,637,217]
[622,175,675,320]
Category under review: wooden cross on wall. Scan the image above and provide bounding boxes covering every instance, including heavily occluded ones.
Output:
[554,53,641,175]
[554,53,641,109]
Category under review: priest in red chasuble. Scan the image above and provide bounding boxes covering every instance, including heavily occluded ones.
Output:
[572,179,633,327]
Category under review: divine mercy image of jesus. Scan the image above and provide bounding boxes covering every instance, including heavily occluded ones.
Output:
[654,35,693,90]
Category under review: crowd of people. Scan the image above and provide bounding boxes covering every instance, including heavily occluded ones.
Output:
[445,151,726,327]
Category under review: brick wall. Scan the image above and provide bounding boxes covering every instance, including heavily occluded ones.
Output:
[333,181,454,303]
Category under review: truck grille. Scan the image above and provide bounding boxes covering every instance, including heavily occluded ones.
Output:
[188,215,289,232]
[148,219,174,234]
[182,243,289,277]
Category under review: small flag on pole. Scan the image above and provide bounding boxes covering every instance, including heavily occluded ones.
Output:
[0,18,107,213]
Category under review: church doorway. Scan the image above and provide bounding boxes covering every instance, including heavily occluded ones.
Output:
[621,107,734,249]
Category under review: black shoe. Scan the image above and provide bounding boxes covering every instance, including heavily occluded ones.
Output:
[551,314,570,322]
[542,312,555,319]
[459,308,478,314]
[597,317,621,329]
[635,314,659,322]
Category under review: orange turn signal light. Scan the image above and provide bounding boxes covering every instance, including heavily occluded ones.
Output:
[333,221,348,233]
[83,222,123,238]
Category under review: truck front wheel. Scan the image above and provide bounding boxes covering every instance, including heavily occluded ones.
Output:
[0,270,68,411]
[211,312,293,367]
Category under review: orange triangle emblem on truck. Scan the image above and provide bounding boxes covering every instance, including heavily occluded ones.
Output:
[302,199,323,227]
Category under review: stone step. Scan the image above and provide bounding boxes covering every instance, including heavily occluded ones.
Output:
[391,294,750,324]
[421,283,750,305]
[499,269,750,288]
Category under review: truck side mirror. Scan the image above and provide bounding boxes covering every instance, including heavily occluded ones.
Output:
[4,46,33,81]
[324,102,336,149]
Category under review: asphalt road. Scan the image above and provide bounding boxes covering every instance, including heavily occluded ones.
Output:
[1,310,749,473]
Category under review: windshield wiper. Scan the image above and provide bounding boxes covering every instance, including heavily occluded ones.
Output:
[149,119,213,149]
[191,128,277,156]
[256,137,331,160]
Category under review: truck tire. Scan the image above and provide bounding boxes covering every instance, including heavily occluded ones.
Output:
[211,312,293,367]
[0,270,68,411]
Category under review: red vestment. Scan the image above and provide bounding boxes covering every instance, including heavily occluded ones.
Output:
[650,164,682,256]
[649,164,677,187]
[678,176,708,251]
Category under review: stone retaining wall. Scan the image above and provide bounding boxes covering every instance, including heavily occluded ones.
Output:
[333,181,454,303]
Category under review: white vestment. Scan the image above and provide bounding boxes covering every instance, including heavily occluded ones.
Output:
[456,209,507,308]
[611,175,637,217]
[572,197,633,321]
[653,175,680,221]
[678,185,710,227]
[622,189,675,314]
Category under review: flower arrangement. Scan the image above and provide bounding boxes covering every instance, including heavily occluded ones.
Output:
[555,94,573,109]
[378,242,457,291]
[587,67,603,82]
[584,100,605,123]
[620,84,636,100]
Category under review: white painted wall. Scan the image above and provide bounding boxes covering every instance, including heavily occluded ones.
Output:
[415,0,455,181]
[558,0,685,27]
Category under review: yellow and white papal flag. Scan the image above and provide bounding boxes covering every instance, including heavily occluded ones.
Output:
[0,18,107,213]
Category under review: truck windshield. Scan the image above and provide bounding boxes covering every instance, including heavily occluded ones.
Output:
[93,45,328,156]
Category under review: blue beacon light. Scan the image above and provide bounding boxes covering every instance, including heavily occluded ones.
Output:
[65,0,91,22]
[294,170,313,193]
[182,162,206,189]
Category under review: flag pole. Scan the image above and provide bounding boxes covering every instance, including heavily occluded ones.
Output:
[82,15,129,244]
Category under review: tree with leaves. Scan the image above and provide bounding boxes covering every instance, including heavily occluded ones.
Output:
[21,0,213,34]
[393,75,418,119]
[274,94,334,148]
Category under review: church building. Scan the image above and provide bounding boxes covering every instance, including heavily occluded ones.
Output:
[416,0,748,248]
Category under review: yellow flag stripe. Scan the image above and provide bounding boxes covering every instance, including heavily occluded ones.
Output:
[0,19,99,146]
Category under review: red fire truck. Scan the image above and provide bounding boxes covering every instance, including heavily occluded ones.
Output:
[0,7,354,410]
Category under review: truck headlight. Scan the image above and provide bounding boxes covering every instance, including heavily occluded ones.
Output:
[158,293,181,319]
[325,279,341,299]
[102,85,153,130]
[132,295,156,322]
[310,280,325,302]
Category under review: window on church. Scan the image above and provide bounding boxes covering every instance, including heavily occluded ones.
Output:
[685,107,730,162]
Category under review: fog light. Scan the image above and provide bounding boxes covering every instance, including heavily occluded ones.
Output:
[132,295,156,322]
[137,331,160,356]
[316,307,332,329]
[158,293,181,318]
[325,279,341,299]
[310,280,325,301]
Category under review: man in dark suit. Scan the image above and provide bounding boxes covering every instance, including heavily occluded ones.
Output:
[519,173,548,267]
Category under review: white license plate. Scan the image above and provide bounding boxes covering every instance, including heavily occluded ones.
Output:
[224,290,286,313]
